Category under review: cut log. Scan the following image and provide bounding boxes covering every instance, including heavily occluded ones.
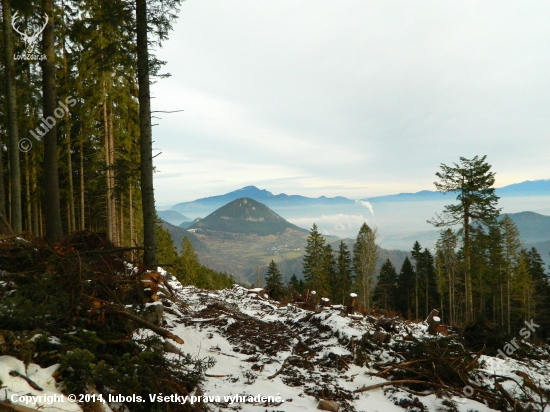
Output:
[318,399,340,411]
[427,316,441,335]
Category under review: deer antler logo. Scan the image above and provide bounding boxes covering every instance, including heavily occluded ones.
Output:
[11,11,48,54]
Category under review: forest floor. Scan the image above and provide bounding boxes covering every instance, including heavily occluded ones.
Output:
[158,279,550,412]
[1,239,550,412]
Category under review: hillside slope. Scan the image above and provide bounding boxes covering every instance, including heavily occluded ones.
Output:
[190,197,307,236]
[159,277,550,412]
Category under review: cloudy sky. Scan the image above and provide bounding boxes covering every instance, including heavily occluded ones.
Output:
[151,1,550,208]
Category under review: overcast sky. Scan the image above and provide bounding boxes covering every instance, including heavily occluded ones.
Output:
[151,1,550,207]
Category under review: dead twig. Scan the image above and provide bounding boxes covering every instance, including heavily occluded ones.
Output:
[267,355,301,379]
[354,379,446,393]
[108,309,184,344]
[9,370,43,391]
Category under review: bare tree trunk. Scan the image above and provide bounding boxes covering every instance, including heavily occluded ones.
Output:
[108,102,118,244]
[24,151,31,232]
[136,0,157,267]
[120,192,124,245]
[0,133,6,221]
[42,0,63,243]
[79,136,85,229]
[2,0,22,232]
[129,184,134,259]
[32,163,39,235]
[102,80,113,240]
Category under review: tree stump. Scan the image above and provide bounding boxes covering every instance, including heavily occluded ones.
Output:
[347,293,357,315]
[426,309,441,335]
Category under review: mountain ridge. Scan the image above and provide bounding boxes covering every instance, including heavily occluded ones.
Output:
[165,179,550,215]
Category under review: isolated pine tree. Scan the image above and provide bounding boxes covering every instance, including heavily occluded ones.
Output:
[265,259,285,300]
[429,155,500,322]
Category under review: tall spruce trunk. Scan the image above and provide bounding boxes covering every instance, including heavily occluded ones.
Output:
[0,128,6,222]
[42,0,63,242]
[2,0,22,232]
[63,43,75,232]
[136,0,157,266]
[79,135,85,229]
[102,80,114,241]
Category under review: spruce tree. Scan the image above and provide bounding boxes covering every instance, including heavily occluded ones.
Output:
[429,155,500,321]
[500,215,521,333]
[265,259,284,301]
[396,257,415,319]
[333,241,352,305]
[435,229,460,325]
[303,224,328,295]
[178,237,201,285]
[526,247,550,340]
[353,223,378,309]
[373,258,397,310]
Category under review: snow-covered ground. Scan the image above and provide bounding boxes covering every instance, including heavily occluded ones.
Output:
[157,270,550,412]
[1,268,549,412]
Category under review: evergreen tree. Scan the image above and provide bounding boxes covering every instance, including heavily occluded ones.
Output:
[42,0,64,242]
[1,0,22,232]
[421,248,439,319]
[156,224,178,266]
[265,259,285,301]
[411,241,422,320]
[178,237,201,285]
[526,247,550,340]
[353,223,378,309]
[396,257,415,319]
[289,274,304,294]
[333,241,352,305]
[435,229,460,325]
[373,258,397,310]
[429,155,500,321]
[500,215,522,333]
[303,224,329,295]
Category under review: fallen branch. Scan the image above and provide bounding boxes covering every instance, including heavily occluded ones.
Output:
[79,247,145,255]
[267,355,301,379]
[354,379,445,393]
[0,232,23,242]
[375,359,429,376]
[9,370,43,391]
[108,309,184,344]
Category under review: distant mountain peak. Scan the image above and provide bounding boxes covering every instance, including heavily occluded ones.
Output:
[190,197,306,236]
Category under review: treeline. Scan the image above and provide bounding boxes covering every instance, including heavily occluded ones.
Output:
[0,0,182,265]
[157,232,235,290]
[267,156,550,342]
